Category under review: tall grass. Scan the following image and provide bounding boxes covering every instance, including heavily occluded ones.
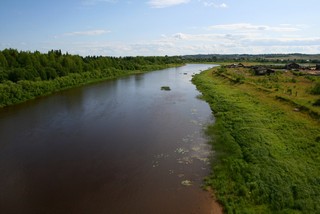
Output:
[311,82,320,95]
[193,68,320,213]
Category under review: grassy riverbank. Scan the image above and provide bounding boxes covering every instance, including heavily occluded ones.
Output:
[192,67,320,213]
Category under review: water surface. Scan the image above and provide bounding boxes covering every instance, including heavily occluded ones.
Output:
[0,64,216,213]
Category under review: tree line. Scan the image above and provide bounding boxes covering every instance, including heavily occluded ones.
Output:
[0,49,183,83]
[0,49,183,107]
[182,54,320,63]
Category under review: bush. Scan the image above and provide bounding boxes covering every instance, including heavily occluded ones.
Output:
[310,82,320,95]
[217,66,227,74]
[313,99,320,106]
[234,74,245,84]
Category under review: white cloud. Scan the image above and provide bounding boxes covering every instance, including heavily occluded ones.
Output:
[38,37,320,56]
[218,3,227,8]
[242,37,320,46]
[150,31,320,54]
[166,31,320,46]
[147,0,190,8]
[200,1,228,8]
[162,32,244,43]
[173,33,189,40]
[64,30,110,36]
[207,23,300,32]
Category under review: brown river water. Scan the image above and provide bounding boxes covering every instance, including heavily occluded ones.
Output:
[0,64,219,214]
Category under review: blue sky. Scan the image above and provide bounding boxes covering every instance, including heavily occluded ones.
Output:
[0,0,319,56]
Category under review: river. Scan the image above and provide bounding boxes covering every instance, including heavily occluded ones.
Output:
[0,64,217,214]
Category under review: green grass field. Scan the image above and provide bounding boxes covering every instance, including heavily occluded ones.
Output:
[192,67,320,213]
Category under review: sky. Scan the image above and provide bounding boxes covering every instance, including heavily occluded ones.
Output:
[0,0,319,56]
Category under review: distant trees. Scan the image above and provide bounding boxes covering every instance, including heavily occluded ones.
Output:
[0,49,183,107]
[182,54,320,64]
[0,49,183,84]
[0,52,8,68]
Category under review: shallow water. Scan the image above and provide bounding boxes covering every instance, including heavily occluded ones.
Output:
[0,64,216,214]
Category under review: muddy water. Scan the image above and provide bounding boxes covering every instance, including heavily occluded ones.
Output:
[0,64,217,214]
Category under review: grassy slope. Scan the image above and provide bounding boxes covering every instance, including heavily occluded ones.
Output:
[215,65,320,118]
[192,68,320,213]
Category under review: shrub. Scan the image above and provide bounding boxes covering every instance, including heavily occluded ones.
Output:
[310,82,320,95]
[217,66,227,74]
[313,99,320,106]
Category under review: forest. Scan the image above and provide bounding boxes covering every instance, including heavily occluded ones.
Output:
[0,49,182,107]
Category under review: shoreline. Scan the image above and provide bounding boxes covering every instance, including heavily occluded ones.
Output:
[192,66,320,213]
[0,64,183,108]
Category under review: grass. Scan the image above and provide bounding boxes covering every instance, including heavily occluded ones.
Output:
[215,66,320,118]
[192,67,320,213]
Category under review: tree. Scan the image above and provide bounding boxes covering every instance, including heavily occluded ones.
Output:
[2,49,19,67]
[37,67,48,80]
[0,67,8,82]
[8,68,27,82]
[17,51,33,68]
[0,52,8,68]
[45,67,58,80]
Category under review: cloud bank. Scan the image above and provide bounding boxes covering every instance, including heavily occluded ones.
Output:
[40,32,320,57]
[64,30,110,36]
[41,23,319,56]
[207,23,300,32]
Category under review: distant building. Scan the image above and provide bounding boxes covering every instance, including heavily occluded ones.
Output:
[226,63,245,68]
[285,62,300,70]
[252,66,275,75]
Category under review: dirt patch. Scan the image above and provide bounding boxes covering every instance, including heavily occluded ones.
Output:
[205,187,223,214]
[210,200,223,214]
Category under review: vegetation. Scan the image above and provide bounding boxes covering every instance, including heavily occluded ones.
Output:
[192,66,320,213]
[213,65,320,119]
[183,54,320,64]
[0,49,183,107]
[310,82,320,95]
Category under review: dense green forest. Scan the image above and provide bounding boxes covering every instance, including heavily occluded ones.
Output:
[0,49,183,107]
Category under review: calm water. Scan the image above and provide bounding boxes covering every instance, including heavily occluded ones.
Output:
[0,64,216,214]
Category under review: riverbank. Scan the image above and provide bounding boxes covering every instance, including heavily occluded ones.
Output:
[192,67,320,213]
[0,64,182,108]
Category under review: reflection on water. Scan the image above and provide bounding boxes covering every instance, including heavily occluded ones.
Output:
[0,64,216,214]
